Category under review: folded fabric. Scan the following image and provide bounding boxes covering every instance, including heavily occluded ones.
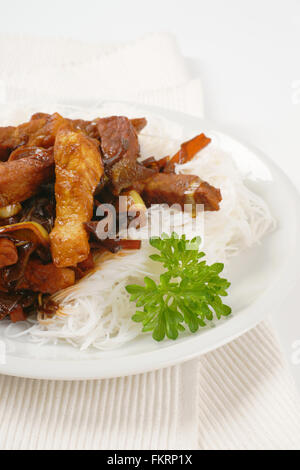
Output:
[0,33,203,115]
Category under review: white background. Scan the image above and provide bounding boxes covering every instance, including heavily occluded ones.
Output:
[1,0,300,385]
[1,0,300,187]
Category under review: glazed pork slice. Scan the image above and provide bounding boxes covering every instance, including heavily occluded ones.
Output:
[0,147,54,207]
[141,173,222,211]
[8,145,53,162]
[26,113,66,147]
[50,127,104,268]
[18,259,75,294]
[71,116,147,138]
[0,113,66,161]
[97,116,154,194]
[129,118,147,133]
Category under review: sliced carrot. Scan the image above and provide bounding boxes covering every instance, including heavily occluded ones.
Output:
[164,133,211,173]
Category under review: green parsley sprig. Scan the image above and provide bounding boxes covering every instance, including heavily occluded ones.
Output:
[126,233,232,342]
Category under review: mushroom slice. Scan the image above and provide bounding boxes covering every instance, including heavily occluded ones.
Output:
[0,221,50,246]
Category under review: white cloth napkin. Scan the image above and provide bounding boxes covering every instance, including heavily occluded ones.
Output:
[0,33,300,451]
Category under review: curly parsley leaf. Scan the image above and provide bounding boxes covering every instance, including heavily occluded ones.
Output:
[126,233,232,342]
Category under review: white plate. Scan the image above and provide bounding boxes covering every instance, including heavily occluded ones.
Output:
[0,104,299,380]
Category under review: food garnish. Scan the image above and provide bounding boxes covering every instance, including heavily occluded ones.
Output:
[126,233,231,341]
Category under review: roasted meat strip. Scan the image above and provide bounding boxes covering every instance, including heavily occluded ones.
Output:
[0,113,65,161]
[141,173,222,211]
[30,114,147,139]
[0,147,54,207]
[50,127,104,268]
[97,116,154,194]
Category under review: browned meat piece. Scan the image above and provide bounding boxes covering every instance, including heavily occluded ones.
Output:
[0,113,66,161]
[27,113,66,147]
[0,238,18,269]
[67,119,100,139]
[18,259,75,294]
[75,252,95,279]
[25,114,99,139]
[50,127,104,268]
[111,159,155,195]
[0,114,146,163]
[10,305,27,323]
[71,117,147,138]
[97,116,154,194]
[0,126,16,161]
[142,155,171,172]
[0,120,39,159]
[8,145,53,162]
[141,173,221,211]
[30,112,49,120]
[28,114,147,141]
[0,147,54,207]
[98,116,140,163]
[130,118,147,133]
[193,181,222,211]
[32,114,100,140]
